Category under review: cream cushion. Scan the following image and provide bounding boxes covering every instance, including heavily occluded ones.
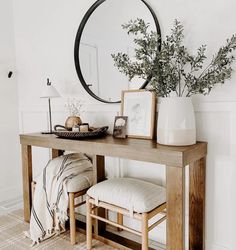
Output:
[87,178,166,213]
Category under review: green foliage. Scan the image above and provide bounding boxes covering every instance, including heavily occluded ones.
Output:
[111,19,159,81]
[111,19,236,97]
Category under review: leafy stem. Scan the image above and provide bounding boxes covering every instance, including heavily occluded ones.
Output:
[112,19,236,97]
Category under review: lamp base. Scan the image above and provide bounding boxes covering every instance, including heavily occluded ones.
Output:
[41,131,54,134]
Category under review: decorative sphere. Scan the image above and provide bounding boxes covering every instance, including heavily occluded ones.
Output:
[65,116,82,130]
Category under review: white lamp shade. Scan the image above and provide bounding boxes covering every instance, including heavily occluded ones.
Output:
[40,84,60,98]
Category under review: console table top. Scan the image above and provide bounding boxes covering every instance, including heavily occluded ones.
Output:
[20,133,207,167]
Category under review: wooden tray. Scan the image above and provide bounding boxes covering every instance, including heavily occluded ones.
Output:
[53,126,109,139]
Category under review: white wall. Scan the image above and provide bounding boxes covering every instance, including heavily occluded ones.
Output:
[12,0,236,249]
[0,0,21,202]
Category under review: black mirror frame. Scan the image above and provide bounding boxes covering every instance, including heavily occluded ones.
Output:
[74,0,161,104]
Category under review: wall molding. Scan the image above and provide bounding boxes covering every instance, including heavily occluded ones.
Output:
[0,186,22,204]
[19,100,236,114]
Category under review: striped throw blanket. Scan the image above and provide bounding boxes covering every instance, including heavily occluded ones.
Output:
[25,153,93,245]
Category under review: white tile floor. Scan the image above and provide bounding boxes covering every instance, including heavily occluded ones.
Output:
[0,197,165,249]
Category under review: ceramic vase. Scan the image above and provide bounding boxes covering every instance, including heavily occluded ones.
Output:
[157,97,196,146]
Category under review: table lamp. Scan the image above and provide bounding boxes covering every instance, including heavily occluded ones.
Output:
[40,78,60,134]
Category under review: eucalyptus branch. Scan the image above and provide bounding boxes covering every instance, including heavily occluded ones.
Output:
[112,19,236,97]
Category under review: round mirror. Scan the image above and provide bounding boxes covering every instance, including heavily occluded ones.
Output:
[74,0,161,103]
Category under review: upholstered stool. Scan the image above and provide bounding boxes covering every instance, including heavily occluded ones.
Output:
[32,170,93,245]
[86,178,166,250]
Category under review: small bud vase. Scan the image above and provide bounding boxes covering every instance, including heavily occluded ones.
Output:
[157,97,196,146]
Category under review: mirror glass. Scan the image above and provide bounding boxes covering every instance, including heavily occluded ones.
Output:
[75,0,160,103]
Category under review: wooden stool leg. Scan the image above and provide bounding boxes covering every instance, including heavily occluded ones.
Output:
[141,213,148,250]
[117,213,123,231]
[86,196,93,250]
[69,193,76,245]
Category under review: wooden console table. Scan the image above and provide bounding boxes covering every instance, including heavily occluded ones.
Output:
[20,133,207,250]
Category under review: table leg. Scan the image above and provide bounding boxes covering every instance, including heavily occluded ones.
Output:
[51,149,64,159]
[189,157,206,250]
[21,144,32,222]
[166,166,185,250]
[92,155,106,235]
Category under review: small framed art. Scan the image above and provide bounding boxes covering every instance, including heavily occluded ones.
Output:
[113,116,128,138]
[121,90,155,139]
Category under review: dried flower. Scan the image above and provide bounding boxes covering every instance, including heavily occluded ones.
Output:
[65,98,84,116]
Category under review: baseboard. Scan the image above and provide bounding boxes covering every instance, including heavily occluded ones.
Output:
[206,242,231,250]
[0,186,22,205]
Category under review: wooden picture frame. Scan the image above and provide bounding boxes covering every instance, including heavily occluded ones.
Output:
[113,116,128,138]
[121,90,156,139]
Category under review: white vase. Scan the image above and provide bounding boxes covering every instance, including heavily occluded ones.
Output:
[157,97,196,146]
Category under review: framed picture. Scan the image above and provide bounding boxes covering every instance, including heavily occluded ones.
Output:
[121,90,155,139]
[113,116,128,138]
